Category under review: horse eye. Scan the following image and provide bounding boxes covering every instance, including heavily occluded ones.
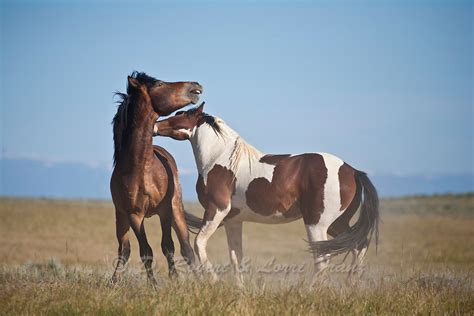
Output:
[156,81,164,87]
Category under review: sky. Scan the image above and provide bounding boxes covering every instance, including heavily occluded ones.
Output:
[1,0,472,180]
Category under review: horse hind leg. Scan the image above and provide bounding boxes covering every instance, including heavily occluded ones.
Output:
[159,211,178,278]
[327,187,366,281]
[129,213,158,289]
[111,210,131,284]
[305,222,331,276]
[169,180,196,272]
[303,201,345,287]
[224,221,244,288]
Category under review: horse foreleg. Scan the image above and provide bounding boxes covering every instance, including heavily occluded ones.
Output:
[111,210,131,284]
[224,221,244,288]
[195,203,230,283]
[129,213,158,289]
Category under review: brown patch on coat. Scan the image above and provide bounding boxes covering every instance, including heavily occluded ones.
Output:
[296,154,327,225]
[328,176,362,237]
[246,154,327,224]
[259,154,291,165]
[206,165,236,210]
[246,178,279,216]
[338,163,357,211]
[196,174,208,210]
[196,165,236,221]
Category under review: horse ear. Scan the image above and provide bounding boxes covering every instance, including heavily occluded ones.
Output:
[127,76,140,90]
[196,102,205,113]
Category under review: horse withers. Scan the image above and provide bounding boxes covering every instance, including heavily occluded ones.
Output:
[110,72,203,288]
[153,103,379,287]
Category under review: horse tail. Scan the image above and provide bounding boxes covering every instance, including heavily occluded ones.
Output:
[183,210,225,234]
[309,170,380,257]
[183,210,204,233]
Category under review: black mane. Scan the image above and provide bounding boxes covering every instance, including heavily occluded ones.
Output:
[201,113,222,135]
[127,71,158,93]
[185,106,222,136]
[112,71,158,165]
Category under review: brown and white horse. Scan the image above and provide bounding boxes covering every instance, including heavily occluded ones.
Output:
[154,104,379,286]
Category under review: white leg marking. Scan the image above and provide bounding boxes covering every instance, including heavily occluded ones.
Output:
[195,204,231,282]
[305,224,330,272]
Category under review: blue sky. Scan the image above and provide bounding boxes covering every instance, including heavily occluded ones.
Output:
[1,0,472,178]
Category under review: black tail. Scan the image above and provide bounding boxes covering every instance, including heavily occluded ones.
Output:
[184,210,225,234]
[183,210,204,233]
[309,171,380,257]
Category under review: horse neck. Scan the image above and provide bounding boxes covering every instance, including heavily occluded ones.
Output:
[190,123,237,174]
[189,122,263,175]
[120,95,158,168]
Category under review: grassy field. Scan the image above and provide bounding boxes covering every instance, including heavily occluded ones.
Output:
[0,194,473,314]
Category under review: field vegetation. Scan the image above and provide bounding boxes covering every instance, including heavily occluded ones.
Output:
[0,194,473,314]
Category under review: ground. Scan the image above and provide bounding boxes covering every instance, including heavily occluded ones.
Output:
[0,194,473,314]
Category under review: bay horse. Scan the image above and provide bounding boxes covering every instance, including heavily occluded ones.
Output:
[110,72,202,287]
[153,103,379,286]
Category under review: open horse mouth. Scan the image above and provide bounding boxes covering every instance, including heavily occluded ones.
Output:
[190,89,202,95]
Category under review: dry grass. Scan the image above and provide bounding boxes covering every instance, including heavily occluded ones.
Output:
[0,195,473,314]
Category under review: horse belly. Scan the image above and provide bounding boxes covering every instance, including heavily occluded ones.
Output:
[230,203,301,224]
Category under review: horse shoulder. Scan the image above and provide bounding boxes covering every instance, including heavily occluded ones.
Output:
[199,164,236,211]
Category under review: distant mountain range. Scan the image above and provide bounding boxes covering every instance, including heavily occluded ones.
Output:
[1,158,472,201]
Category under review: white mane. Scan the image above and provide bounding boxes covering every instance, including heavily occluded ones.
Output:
[229,135,262,176]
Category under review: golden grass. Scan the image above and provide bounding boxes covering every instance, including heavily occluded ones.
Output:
[0,195,473,314]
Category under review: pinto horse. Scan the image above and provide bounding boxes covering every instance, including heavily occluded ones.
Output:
[110,72,202,287]
[154,104,379,286]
